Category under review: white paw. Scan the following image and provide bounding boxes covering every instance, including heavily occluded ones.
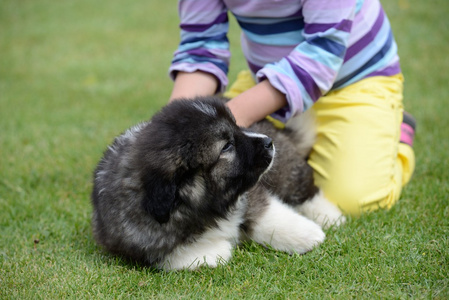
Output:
[296,189,346,229]
[283,215,326,254]
[249,196,325,254]
[160,239,233,270]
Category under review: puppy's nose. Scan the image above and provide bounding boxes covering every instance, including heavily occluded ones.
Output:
[263,137,273,149]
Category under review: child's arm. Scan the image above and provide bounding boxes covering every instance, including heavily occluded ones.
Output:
[170,72,287,128]
[169,71,218,101]
[227,80,287,128]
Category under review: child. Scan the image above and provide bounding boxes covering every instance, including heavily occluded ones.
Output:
[168,0,416,216]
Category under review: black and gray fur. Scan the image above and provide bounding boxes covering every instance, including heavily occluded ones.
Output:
[91,97,344,270]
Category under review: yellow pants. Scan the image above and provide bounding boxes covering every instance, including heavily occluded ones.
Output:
[225,70,415,216]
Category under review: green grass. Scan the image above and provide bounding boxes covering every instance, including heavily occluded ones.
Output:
[1,0,448,298]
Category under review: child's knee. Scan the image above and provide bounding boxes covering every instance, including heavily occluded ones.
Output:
[316,170,401,217]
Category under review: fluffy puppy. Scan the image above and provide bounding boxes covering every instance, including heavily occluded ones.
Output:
[91,97,344,270]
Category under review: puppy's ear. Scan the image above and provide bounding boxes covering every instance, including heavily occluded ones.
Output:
[142,172,179,224]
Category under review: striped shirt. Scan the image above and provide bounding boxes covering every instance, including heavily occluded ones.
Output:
[169,0,401,122]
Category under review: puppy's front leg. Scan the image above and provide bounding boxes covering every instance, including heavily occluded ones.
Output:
[160,237,234,270]
[160,201,245,270]
[248,196,325,254]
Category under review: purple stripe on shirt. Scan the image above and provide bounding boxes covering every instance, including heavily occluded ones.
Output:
[345,6,384,61]
[285,57,322,101]
[287,7,302,18]
[186,49,218,59]
[292,50,336,92]
[305,19,353,35]
[364,61,401,78]
[180,12,228,32]
[247,59,263,75]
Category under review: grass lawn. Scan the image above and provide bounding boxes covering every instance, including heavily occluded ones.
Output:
[1,0,448,298]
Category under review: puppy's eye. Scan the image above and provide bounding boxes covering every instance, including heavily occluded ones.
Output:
[221,142,234,153]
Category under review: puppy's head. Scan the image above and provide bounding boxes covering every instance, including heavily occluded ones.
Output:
[134,97,274,223]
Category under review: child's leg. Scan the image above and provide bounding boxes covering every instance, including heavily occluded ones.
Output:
[309,74,415,216]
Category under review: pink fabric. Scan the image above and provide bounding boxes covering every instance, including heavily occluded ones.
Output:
[400,123,414,146]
